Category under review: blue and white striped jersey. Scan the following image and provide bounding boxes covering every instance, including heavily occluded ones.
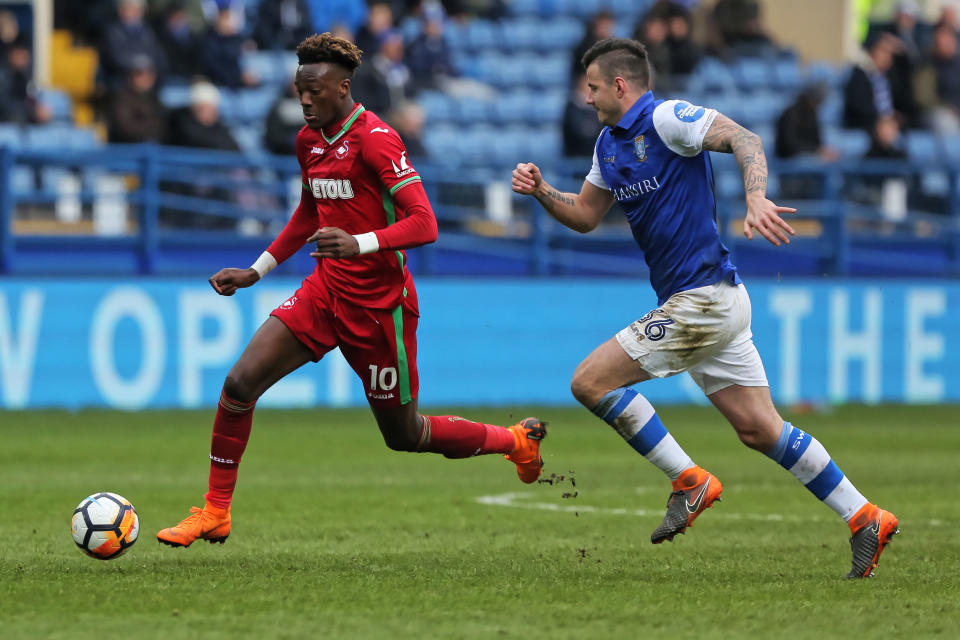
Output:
[586,91,741,305]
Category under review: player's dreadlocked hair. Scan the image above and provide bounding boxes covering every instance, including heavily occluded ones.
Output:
[581,38,650,88]
[296,33,363,74]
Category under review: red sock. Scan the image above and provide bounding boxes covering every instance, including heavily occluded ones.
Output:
[419,415,516,459]
[204,392,256,509]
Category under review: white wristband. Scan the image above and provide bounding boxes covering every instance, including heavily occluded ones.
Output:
[250,251,277,279]
[353,232,380,255]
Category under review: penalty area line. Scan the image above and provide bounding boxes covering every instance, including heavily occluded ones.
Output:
[475,492,944,527]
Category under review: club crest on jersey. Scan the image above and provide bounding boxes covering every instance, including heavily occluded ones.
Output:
[391,151,416,177]
[633,135,647,162]
[310,177,354,199]
[335,140,350,159]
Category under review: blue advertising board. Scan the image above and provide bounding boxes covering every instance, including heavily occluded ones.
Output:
[0,278,956,409]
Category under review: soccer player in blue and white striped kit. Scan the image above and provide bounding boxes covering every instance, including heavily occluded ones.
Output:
[512,38,898,578]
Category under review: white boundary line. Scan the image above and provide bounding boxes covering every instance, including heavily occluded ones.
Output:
[476,492,944,527]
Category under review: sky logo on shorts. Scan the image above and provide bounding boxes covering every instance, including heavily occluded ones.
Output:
[674,101,705,122]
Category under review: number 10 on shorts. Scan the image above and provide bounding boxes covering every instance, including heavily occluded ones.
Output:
[368,365,398,391]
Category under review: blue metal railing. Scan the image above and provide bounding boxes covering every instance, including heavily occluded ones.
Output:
[1,144,959,277]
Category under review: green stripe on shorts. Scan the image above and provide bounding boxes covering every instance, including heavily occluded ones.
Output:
[391,305,412,405]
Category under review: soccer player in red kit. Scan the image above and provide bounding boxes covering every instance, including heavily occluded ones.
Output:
[157,33,546,547]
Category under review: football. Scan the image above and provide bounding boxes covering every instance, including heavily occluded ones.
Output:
[71,492,140,560]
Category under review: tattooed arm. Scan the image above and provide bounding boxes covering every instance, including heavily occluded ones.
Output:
[702,114,797,246]
[511,162,614,233]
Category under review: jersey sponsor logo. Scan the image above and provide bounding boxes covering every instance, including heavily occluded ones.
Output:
[611,175,661,202]
[370,127,390,134]
[335,140,350,159]
[310,146,325,155]
[634,135,647,162]
[391,151,416,178]
[310,178,355,199]
[673,101,705,122]
[603,155,615,163]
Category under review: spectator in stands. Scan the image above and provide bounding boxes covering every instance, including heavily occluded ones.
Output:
[354,2,394,58]
[0,40,53,124]
[562,73,603,157]
[571,11,615,78]
[406,7,459,93]
[916,21,960,133]
[865,114,907,159]
[165,80,239,151]
[869,1,924,128]
[155,1,201,80]
[387,101,428,158]
[665,2,702,76]
[775,84,837,161]
[200,8,258,88]
[55,0,116,46]
[775,84,837,200]
[711,0,775,59]
[263,80,303,155]
[253,0,313,52]
[843,32,904,134]
[306,0,368,35]
[634,12,672,91]
[351,29,411,116]
[441,0,506,20]
[105,54,166,143]
[99,0,168,88]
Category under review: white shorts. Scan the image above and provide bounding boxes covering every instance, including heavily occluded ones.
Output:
[615,281,768,396]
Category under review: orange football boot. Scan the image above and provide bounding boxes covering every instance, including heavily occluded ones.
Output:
[846,502,899,578]
[650,465,723,543]
[156,502,231,547]
[505,417,547,484]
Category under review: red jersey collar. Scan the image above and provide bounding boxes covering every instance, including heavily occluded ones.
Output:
[321,103,365,145]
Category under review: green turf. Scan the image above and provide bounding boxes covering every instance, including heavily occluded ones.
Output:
[1,405,958,639]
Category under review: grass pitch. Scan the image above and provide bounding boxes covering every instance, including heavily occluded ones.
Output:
[1,405,958,639]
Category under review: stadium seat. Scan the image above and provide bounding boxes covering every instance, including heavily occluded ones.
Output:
[39,89,74,123]
[455,95,494,125]
[771,58,804,91]
[231,124,266,155]
[530,53,569,88]
[233,87,278,124]
[23,125,99,150]
[0,124,21,150]
[731,58,773,91]
[491,90,533,125]
[538,90,566,124]
[818,93,843,127]
[159,85,192,109]
[499,19,540,51]
[417,90,456,123]
[738,91,787,128]
[423,124,461,161]
[807,61,848,90]
[509,0,543,17]
[905,131,940,164]
[534,18,583,51]
[825,128,870,159]
[692,57,737,93]
[941,134,960,164]
[466,20,499,51]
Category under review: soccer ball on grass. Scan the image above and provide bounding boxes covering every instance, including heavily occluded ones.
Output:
[71,492,139,560]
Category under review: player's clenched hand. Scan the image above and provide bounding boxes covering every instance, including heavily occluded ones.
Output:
[309,226,360,259]
[512,162,542,195]
[743,194,796,246]
[209,267,259,296]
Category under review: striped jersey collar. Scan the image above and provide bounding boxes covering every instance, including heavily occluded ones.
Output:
[321,103,365,144]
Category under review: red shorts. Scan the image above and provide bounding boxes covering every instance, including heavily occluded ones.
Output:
[269,278,419,408]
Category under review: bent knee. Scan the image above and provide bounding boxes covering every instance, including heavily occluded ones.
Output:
[734,421,779,452]
[570,369,606,409]
[381,431,419,452]
[222,373,260,404]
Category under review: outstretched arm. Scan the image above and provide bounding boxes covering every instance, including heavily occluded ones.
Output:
[702,114,796,246]
[512,162,614,233]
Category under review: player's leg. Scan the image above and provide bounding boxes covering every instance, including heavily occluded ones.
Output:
[697,319,898,577]
[570,337,722,544]
[341,299,546,483]
[159,286,332,548]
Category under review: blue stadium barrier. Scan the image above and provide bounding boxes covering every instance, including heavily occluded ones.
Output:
[2,145,959,279]
[1,278,957,409]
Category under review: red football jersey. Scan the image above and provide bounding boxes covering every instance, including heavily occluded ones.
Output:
[292,104,429,309]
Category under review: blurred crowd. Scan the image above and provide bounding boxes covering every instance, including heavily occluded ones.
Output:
[0,0,959,171]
